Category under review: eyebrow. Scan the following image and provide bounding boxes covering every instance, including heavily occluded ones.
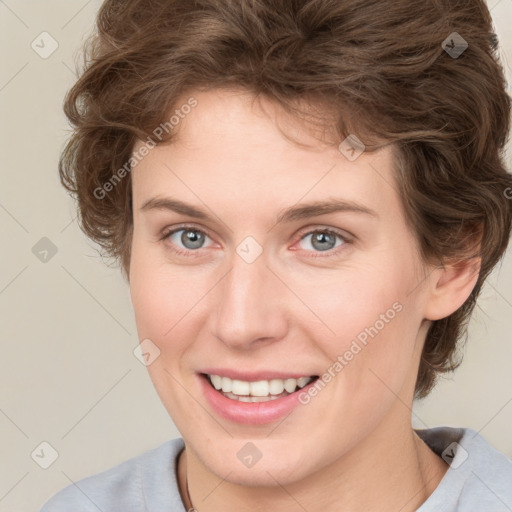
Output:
[140,196,378,224]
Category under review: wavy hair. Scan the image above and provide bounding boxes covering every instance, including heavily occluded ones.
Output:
[59,0,512,399]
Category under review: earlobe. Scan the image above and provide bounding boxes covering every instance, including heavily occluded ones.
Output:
[423,257,481,321]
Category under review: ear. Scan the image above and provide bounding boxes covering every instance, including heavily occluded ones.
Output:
[423,257,481,321]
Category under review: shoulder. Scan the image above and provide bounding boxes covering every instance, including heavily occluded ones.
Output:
[39,437,186,512]
[416,426,512,512]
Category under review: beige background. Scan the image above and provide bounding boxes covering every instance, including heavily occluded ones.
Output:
[0,1,511,510]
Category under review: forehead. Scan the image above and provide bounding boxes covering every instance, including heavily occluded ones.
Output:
[131,89,400,222]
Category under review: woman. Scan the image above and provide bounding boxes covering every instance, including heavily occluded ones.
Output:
[41,0,512,510]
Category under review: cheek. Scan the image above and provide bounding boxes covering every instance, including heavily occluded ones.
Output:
[129,246,212,422]
[129,243,205,350]
[292,256,421,396]
[293,260,413,344]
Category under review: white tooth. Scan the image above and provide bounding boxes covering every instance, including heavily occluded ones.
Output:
[221,376,232,393]
[231,379,250,395]
[269,379,285,395]
[284,378,298,393]
[238,395,252,402]
[250,380,270,397]
[210,374,222,390]
[297,377,312,388]
[212,374,313,396]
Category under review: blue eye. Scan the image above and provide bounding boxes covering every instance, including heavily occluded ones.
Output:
[160,225,350,258]
[161,227,214,256]
[297,229,347,255]
[171,228,207,249]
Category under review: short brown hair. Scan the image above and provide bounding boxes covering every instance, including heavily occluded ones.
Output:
[59,0,512,399]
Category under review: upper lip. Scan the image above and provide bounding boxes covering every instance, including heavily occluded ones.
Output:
[198,368,318,382]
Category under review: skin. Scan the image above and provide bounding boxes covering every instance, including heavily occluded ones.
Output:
[128,88,480,512]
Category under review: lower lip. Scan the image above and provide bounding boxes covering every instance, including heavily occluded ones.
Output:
[198,374,317,425]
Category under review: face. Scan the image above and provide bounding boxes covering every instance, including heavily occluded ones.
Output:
[129,88,433,486]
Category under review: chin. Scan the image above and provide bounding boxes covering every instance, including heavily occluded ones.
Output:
[201,443,316,488]
[217,464,303,488]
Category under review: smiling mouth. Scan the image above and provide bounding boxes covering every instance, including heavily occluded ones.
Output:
[201,373,319,402]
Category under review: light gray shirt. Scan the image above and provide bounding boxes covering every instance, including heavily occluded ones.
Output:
[40,426,512,511]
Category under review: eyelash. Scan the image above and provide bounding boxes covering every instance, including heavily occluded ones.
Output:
[158,224,351,259]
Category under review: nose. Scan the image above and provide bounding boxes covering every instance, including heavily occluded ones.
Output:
[209,251,288,350]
